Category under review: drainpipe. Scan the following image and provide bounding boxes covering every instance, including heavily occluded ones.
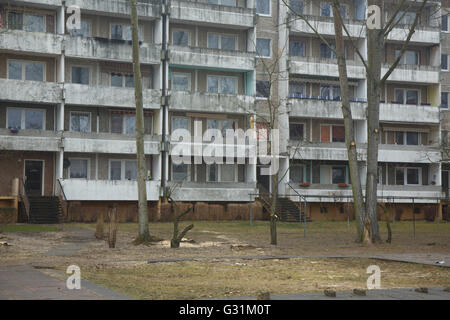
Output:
[161,0,169,197]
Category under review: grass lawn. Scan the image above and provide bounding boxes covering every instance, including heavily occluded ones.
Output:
[79,257,450,300]
[0,224,60,233]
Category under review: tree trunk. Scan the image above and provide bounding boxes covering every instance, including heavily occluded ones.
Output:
[366,1,383,242]
[95,211,104,239]
[332,2,368,243]
[270,171,278,245]
[108,205,118,248]
[170,203,194,248]
[130,0,151,243]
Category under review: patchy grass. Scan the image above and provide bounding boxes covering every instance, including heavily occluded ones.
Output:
[78,258,450,300]
[0,224,60,233]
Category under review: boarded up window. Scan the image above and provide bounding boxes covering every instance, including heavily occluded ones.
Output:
[321,125,330,142]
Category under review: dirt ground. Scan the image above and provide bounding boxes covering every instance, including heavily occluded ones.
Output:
[1,221,449,299]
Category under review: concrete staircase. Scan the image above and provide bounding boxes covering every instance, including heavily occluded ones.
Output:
[28,196,62,224]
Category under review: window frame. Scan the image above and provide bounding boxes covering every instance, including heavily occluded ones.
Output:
[110,72,134,88]
[206,163,238,183]
[71,19,92,37]
[206,75,239,95]
[256,80,271,99]
[171,28,191,46]
[442,92,449,109]
[109,23,143,41]
[206,32,237,51]
[69,111,91,133]
[171,72,192,92]
[395,167,422,186]
[6,107,46,130]
[108,159,138,181]
[171,116,191,134]
[331,165,347,184]
[394,88,421,105]
[7,59,46,82]
[320,123,345,143]
[256,0,271,17]
[256,38,272,58]
[289,121,306,141]
[171,162,191,181]
[71,65,90,85]
[443,15,449,32]
[68,158,90,180]
[442,54,449,71]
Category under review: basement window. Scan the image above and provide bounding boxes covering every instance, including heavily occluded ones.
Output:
[7,108,45,130]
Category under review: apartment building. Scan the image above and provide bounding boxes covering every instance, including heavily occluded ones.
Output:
[0,0,445,223]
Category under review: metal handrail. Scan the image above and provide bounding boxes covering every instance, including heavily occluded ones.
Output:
[287,182,308,204]
[56,179,69,219]
[19,178,30,222]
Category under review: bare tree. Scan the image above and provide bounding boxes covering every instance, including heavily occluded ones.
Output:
[129,0,152,244]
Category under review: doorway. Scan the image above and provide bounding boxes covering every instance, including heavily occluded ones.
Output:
[24,160,44,196]
[257,165,271,193]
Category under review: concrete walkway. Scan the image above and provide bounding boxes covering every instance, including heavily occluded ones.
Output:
[0,265,132,300]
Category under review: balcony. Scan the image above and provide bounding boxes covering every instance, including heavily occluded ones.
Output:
[0,30,62,55]
[285,183,442,203]
[379,103,440,124]
[0,129,61,152]
[64,36,161,64]
[387,25,440,44]
[65,0,160,18]
[0,79,62,104]
[288,98,366,120]
[64,84,160,109]
[170,91,255,113]
[378,144,441,163]
[170,46,255,71]
[10,0,62,6]
[381,64,440,84]
[288,142,365,161]
[289,14,366,38]
[62,131,160,155]
[168,182,257,202]
[170,0,255,28]
[59,179,161,201]
[289,56,366,79]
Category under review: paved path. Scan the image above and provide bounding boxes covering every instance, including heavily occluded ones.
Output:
[219,287,450,300]
[0,265,132,300]
[148,253,450,267]
[44,228,94,257]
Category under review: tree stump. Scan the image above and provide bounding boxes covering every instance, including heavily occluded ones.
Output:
[95,212,104,240]
[108,205,118,248]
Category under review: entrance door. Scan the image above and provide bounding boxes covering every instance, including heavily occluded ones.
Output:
[257,165,271,193]
[24,160,44,196]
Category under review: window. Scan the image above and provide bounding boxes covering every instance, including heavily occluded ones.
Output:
[111,24,142,41]
[207,119,236,137]
[320,43,337,59]
[396,167,421,185]
[70,112,90,132]
[256,0,270,15]
[69,159,89,179]
[7,108,45,130]
[171,117,190,133]
[207,76,237,94]
[442,55,448,71]
[109,160,137,180]
[207,33,236,51]
[290,165,304,183]
[320,124,345,142]
[442,92,449,109]
[172,73,191,92]
[394,89,419,105]
[332,166,346,184]
[290,123,304,141]
[377,166,383,185]
[320,3,332,17]
[111,113,140,134]
[208,0,236,6]
[256,80,270,98]
[71,20,90,37]
[172,30,189,46]
[443,15,449,32]
[172,163,189,181]
[320,85,341,100]
[289,40,305,57]
[207,163,237,182]
[289,82,306,98]
[339,4,348,19]
[290,0,304,15]
[111,73,134,88]
[8,60,44,82]
[72,67,89,85]
[256,38,271,58]
[395,11,417,26]
[395,50,419,65]
[8,12,45,32]
[393,131,421,146]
